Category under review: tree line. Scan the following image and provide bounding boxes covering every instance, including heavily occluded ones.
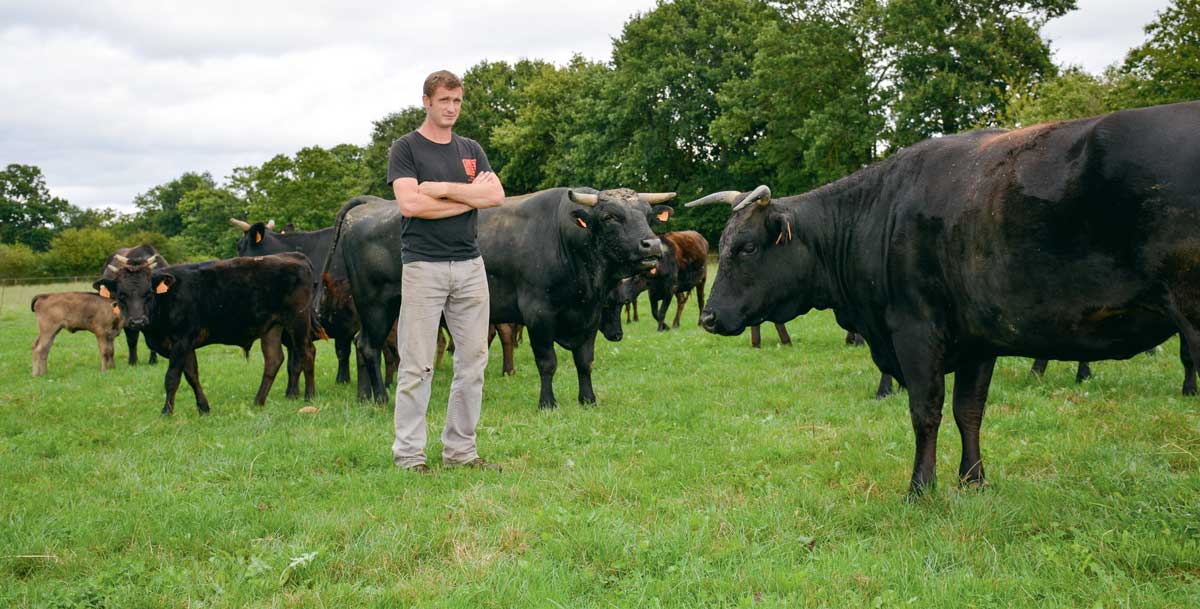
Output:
[3,0,1198,279]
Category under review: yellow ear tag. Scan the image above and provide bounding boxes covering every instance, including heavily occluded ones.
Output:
[575,217,588,229]
[98,285,111,298]
[155,282,170,295]
[255,233,263,243]
[656,210,669,222]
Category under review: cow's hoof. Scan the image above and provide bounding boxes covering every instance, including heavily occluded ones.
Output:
[538,401,558,410]
[579,396,597,406]
[503,369,516,377]
[1183,385,1197,397]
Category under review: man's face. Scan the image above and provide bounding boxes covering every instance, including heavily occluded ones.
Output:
[423,85,463,129]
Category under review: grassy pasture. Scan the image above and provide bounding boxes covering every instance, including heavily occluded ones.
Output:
[0,279,1197,608]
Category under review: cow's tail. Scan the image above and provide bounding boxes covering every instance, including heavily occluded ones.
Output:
[30,294,47,313]
[310,307,329,341]
[315,195,375,320]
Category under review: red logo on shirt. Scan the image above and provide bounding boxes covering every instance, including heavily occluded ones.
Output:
[462,159,477,183]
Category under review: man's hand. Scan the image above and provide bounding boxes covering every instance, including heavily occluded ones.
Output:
[419,181,451,199]
[474,171,499,186]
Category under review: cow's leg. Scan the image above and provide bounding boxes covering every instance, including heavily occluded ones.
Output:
[436,326,448,369]
[125,329,140,365]
[284,333,302,399]
[750,325,762,348]
[254,327,285,406]
[334,336,351,384]
[1164,295,1200,398]
[695,278,706,326]
[650,295,668,331]
[624,303,632,323]
[355,345,372,401]
[893,324,946,497]
[498,323,518,376]
[952,357,996,487]
[529,329,559,409]
[356,308,392,402]
[845,331,866,346]
[162,348,191,415]
[1180,334,1197,396]
[96,333,116,372]
[1030,359,1048,376]
[291,320,317,401]
[1074,361,1092,383]
[775,322,792,346]
[383,327,399,390]
[632,300,639,322]
[180,350,210,415]
[146,335,158,365]
[31,326,60,377]
[672,291,689,328]
[572,331,598,405]
[874,373,894,399]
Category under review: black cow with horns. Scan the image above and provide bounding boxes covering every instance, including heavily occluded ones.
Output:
[320,188,673,407]
[690,101,1200,496]
[97,245,168,366]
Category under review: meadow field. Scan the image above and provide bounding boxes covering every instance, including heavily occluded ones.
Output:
[0,279,1197,608]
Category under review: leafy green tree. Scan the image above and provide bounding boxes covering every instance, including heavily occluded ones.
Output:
[132,172,217,237]
[0,164,75,251]
[999,67,1113,127]
[0,243,43,279]
[363,107,426,198]
[458,59,553,173]
[1114,0,1200,106]
[881,0,1076,146]
[178,186,246,258]
[231,144,371,230]
[45,227,122,275]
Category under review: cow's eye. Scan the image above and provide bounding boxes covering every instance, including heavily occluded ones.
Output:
[740,243,758,256]
[604,213,620,223]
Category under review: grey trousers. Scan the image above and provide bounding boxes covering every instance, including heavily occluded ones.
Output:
[392,257,491,468]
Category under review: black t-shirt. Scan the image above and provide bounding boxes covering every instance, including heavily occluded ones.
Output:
[387,131,493,263]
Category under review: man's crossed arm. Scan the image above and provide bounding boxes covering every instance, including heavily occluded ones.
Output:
[394,172,505,219]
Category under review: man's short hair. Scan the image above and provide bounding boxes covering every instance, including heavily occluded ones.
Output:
[423,70,464,98]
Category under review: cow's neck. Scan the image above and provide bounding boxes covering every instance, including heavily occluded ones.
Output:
[558,230,608,305]
[793,176,880,313]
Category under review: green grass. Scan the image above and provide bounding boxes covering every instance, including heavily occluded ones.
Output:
[1,279,1198,608]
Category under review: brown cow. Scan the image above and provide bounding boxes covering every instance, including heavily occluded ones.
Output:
[648,230,708,331]
[31,292,123,377]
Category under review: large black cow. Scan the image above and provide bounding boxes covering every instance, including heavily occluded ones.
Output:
[320,188,673,407]
[98,245,167,366]
[690,101,1200,495]
[230,219,364,385]
[95,253,319,415]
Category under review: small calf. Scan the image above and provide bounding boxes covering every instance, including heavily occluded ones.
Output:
[31,292,123,377]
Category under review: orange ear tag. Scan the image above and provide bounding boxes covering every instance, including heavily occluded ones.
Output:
[575,218,588,229]
[656,210,669,222]
[98,286,111,298]
[112,304,121,316]
[155,282,170,295]
[255,233,263,243]
[649,267,657,276]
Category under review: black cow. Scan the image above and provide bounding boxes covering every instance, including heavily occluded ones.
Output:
[94,253,319,415]
[614,275,647,323]
[231,219,364,386]
[647,230,708,331]
[320,188,672,407]
[691,101,1200,495]
[99,245,167,365]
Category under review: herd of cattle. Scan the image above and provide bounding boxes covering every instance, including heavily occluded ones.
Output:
[26,101,1200,495]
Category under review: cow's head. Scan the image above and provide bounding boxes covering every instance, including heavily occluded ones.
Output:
[599,286,626,342]
[565,188,675,278]
[230,218,277,256]
[93,255,165,331]
[687,186,814,335]
[614,275,646,305]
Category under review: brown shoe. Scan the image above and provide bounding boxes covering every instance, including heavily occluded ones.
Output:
[447,457,502,472]
[405,463,431,474]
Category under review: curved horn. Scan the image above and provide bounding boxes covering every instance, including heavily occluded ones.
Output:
[229,218,251,232]
[568,190,598,207]
[683,191,740,208]
[267,219,276,230]
[106,264,120,274]
[113,254,129,264]
[147,259,158,269]
[731,185,772,213]
[637,192,677,204]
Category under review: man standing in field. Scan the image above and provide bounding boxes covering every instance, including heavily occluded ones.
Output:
[387,70,505,473]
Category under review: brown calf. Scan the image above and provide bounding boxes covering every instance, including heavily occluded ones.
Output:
[31,292,123,377]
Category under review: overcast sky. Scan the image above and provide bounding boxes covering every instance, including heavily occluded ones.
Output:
[0,0,1174,213]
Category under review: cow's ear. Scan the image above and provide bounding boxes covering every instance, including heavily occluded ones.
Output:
[766,210,794,246]
[649,205,674,226]
[251,223,267,244]
[152,273,176,295]
[570,208,592,230]
[93,278,116,299]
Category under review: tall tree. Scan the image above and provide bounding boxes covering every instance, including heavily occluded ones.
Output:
[1114,0,1200,106]
[999,67,1113,127]
[230,144,371,230]
[881,0,1075,146]
[0,164,75,251]
[363,107,427,198]
[177,185,246,258]
[132,172,217,237]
